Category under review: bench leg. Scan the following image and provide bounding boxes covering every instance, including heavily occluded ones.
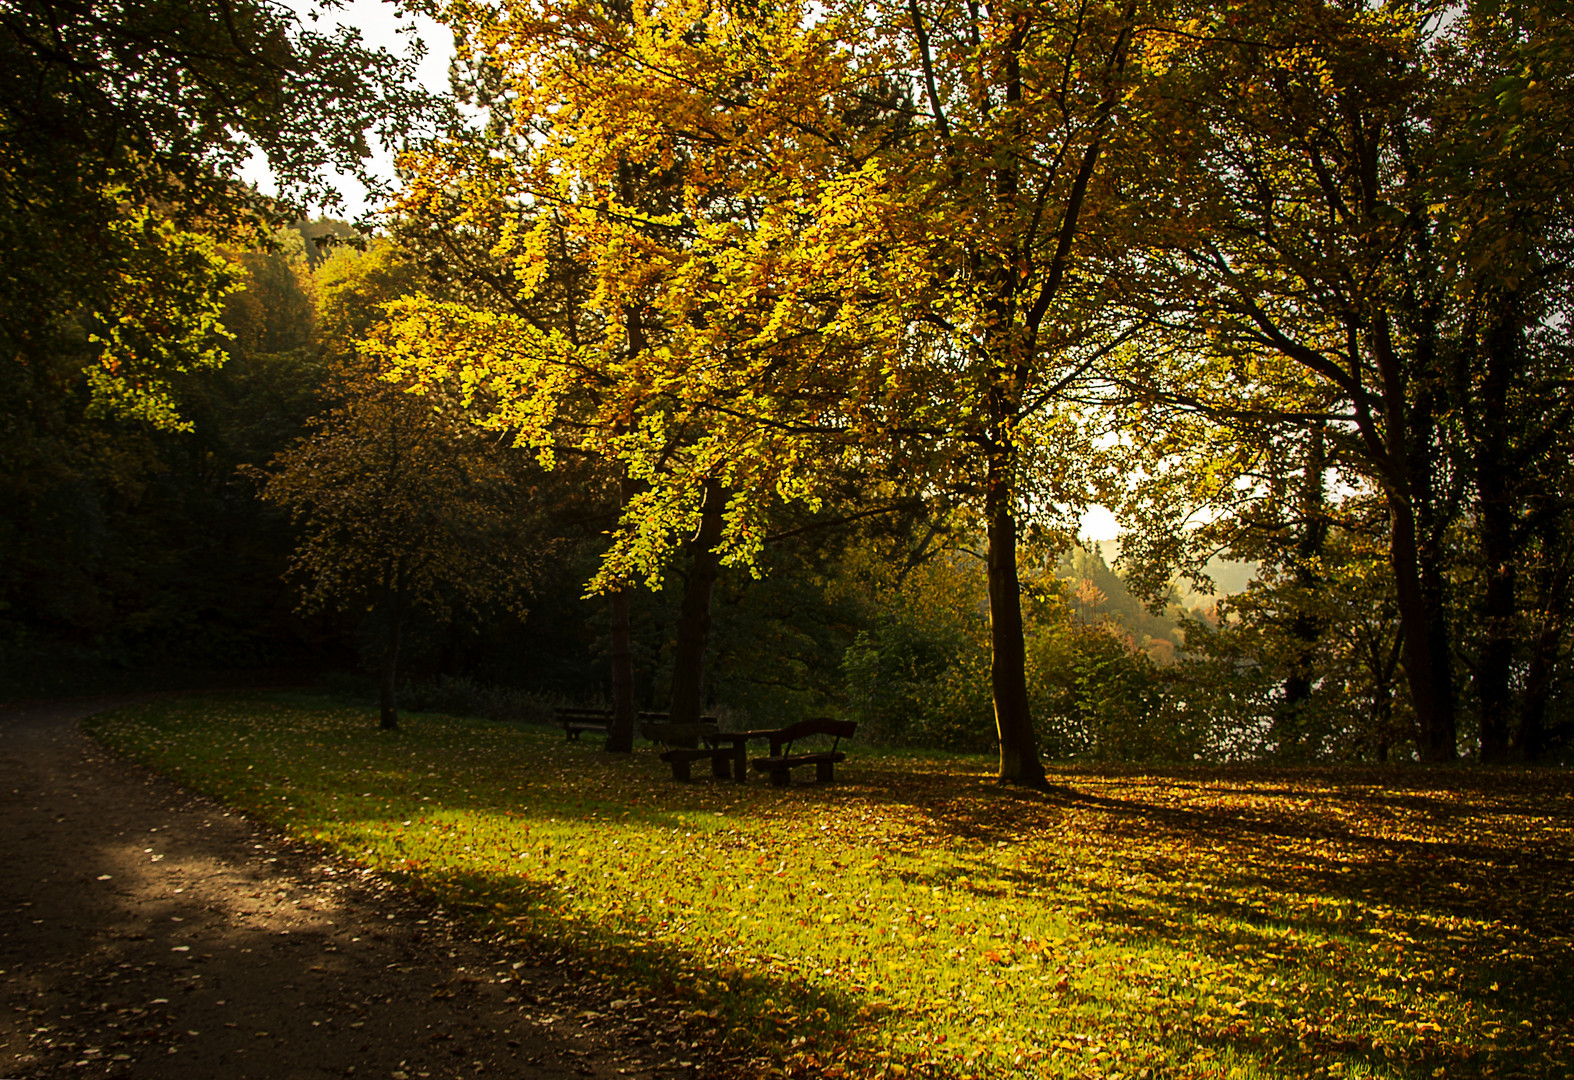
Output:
[816,760,835,783]
[769,766,790,788]
[670,759,693,782]
[732,747,748,783]
[710,753,731,780]
[564,729,578,741]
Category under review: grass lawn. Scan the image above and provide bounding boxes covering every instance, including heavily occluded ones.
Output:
[86,693,1573,1080]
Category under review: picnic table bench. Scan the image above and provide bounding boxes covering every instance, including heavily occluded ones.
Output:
[554,707,612,741]
[750,718,857,786]
[640,721,746,782]
[556,708,712,741]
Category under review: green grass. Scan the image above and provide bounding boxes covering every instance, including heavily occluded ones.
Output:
[86,693,1574,1080]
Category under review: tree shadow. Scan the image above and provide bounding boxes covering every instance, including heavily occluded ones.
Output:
[863,763,1574,1078]
[80,695,1574,1079]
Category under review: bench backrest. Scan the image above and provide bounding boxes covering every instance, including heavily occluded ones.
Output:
[769,718,856,756]
[640,721,720,746]
[556,707,614,719]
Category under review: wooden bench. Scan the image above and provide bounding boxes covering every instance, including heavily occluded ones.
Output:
[750,719,856,786]
[640,721,746,782]
[558,708,718,743]
[554,707,612,741]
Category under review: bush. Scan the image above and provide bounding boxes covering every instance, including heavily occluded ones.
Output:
[842,613,994,751]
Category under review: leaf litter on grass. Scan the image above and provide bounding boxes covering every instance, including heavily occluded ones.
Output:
[87,694,1574,1080]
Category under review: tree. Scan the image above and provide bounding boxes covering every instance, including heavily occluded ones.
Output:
[256,242,545,728]
[258,354,544,728]
[1429,1,1574,761]
[0,227,331,670]
[0,0,439,667]
[386,0,1200,784]
[383,5,876,742]
[1107,0,1574,761]
[0,0,433,425]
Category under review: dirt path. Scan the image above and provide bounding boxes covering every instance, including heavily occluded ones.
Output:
[0,698,708,1080]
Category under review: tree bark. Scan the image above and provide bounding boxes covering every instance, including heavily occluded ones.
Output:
[986,457,1045,787]
[607,586,636,752]
[667,479,727,738]
[1515,515,1571,762]
[1275,422,1327,760]
[1471,296,1520,762]
[378,586,403,731]
[606,476,642,754]
[1514,622,1557,762]
[1475,540,1517,762]
[1387,494,1455,761]
[1369,306,1456,762]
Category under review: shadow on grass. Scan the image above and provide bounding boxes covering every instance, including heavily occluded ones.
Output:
[869,766,1574,1079]
[86,693,1574,1080]
[83,694,893,1073]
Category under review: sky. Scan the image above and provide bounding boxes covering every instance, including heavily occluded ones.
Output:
[1079,506,1119,542]
[241,0,456,218]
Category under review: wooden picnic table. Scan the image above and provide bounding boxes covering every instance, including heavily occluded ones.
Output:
[747,718,856,786]
[641,719,856,785]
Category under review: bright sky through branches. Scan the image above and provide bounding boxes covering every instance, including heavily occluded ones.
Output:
[241,0,456,218]
[1080,505,1119,541]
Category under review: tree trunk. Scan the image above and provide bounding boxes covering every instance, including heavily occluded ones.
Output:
[1515,516,1571,762]
[1369,313,1456,763]
[607,586,636,752]
[378,588,403,731]
[1514,623,1557,762]
[606,476,642,754]
[1476,549,1517,762]
[1275,422,1326,760]
[1388,495,1455,761]
[667,479,727,739]
[1471,297,1519,763]
[986,459,1045,787]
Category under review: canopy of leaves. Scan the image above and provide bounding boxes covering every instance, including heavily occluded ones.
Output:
[0,0,435,425]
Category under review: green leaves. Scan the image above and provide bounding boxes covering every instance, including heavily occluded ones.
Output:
[78,208,244,431]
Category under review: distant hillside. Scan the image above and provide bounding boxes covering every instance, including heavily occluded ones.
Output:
[1057,545,1191,664]
[1086,539,1257,597]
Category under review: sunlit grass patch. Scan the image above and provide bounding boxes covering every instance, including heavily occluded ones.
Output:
[87,694,1574,1079]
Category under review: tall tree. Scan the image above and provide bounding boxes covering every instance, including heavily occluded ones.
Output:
[383,2,878,735]
[256,242,546,728]
[1108,0,1572,761]
[1,0,438,664]
[0,0,432,424]
[387,0,1192,784]
[810,0,1173,785]
[1431,0,1574,761]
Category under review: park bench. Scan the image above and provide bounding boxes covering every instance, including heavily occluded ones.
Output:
[556,708,713,742]
[554,706,613,741]
[750,718,856,786]
[640,721,747,782]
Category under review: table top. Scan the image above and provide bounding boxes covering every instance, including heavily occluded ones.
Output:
[706,729,782,744]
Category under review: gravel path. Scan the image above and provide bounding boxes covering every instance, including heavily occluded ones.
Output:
[0,697,712,1080]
